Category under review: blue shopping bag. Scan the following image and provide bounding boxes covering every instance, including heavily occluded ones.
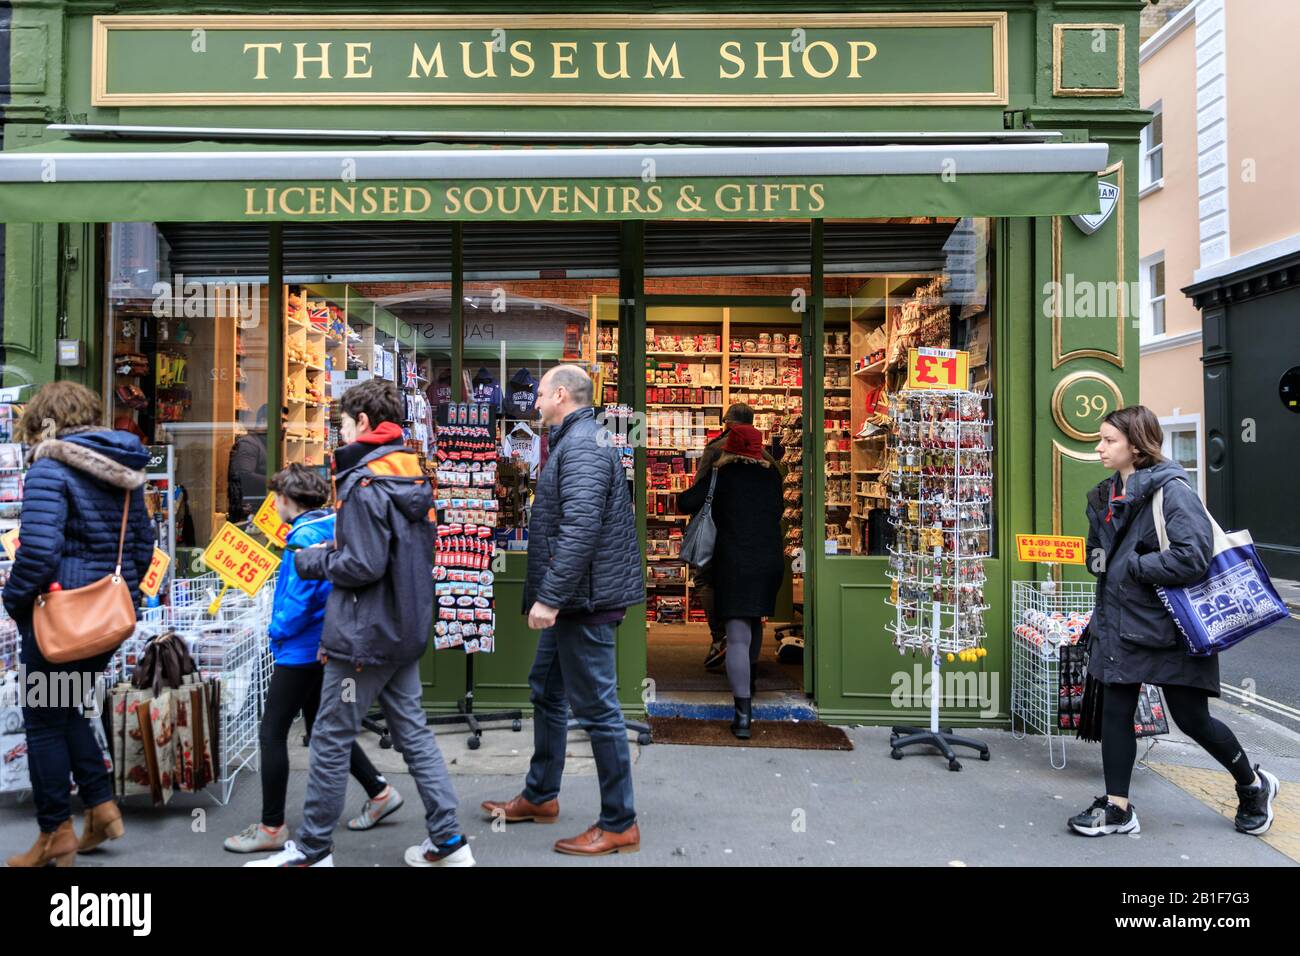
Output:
[1152,481,1289,656]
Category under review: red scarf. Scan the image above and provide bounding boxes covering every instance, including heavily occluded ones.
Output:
[1104,476,1125,524]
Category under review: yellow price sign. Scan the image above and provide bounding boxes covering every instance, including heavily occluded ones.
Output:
[906,347,970,391]
[1,526,19,561]
[139,547,171,598]
[252,492,291,548]
[1015,534,1087,565]
[202,521,281,596]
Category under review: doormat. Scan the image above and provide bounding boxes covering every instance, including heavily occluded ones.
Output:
[647,716,853,751]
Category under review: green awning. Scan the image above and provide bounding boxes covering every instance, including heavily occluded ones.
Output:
[0,139,1106,223]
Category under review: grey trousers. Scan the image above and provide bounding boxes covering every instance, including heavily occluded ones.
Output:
[297,658,460,854]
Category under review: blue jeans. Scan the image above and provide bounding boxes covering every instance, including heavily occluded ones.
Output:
[23,702,113,832]
[524,619,636,833]
[297,658,461,856]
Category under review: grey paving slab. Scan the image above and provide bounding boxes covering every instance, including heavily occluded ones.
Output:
[3,701,1295,867]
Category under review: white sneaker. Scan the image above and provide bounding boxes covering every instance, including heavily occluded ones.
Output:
[347,785,405,831]
[404,836,476,868]
[242,839,335,867]
[224,823,288,854]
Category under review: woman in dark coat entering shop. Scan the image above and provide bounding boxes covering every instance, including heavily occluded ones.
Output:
[3,383,155,867]
[1069,405,1279,838]
[679,423,784,739]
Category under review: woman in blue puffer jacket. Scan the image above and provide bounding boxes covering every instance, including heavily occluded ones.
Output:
[3,383,154,867]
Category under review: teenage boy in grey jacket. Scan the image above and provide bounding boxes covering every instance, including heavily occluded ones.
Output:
[246,379,472,868]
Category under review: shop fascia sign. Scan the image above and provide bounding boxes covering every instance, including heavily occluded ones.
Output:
[92,13,1007,107]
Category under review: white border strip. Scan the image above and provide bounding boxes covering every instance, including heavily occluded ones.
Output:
[0,142,1110,184]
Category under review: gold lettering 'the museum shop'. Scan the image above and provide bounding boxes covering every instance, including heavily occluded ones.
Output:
[244,42,283,81]
[593,41,630,79]
[293,42,332,80]
[461,41,496,79]
[552,42,579,79]
[717,38,878,79]
[510,40,535,78]
[410,43,447,79]
[645,42,682,79]
[345,42,373,79]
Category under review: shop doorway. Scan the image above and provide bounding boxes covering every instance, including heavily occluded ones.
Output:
[640,301,809,708]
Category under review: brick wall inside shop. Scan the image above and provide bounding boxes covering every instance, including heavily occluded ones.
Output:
[351,279,619,302]
[354,275,883,304]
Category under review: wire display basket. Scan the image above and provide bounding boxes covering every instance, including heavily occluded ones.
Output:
[1,573,275,803]
[111,571,277,805]
[1009,580,1095,768]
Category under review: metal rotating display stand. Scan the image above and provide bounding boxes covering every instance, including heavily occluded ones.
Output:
[885,387,993,771]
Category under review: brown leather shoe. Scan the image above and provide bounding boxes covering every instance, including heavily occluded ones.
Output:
[78,800,125,853]
[553,822,640,856]
[6,819,77,868]
[480,793,559,824]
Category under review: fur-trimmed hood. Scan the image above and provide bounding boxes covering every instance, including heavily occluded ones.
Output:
[715,451,773,469]
[30,430,149,490]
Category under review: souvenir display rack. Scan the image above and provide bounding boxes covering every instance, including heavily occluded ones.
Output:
[885,387,992,770]
[823,326,853,552]
[1010,580,1094,769]
[422,401,523,751]
[778,413,804,559]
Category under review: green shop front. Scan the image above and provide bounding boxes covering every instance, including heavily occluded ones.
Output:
[0,4,1148,726]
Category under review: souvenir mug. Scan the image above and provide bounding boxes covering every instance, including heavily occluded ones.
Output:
[788,334,800,354]
[772,333,787,353]
[758,333,772,352]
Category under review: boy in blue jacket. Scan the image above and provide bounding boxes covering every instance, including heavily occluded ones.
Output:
[224,464,402,854]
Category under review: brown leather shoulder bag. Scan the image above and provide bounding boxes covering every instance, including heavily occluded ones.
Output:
[33,491,138,664]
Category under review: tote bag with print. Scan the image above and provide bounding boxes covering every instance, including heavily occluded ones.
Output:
[1152,481,1288,656]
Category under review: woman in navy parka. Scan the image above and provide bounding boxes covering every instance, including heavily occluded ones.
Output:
[3,383,153,867]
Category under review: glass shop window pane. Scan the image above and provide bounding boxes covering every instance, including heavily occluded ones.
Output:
[823,217,995,557]
[105,222,270,574]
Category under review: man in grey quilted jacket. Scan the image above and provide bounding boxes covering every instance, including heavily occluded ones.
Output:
[481,365,645,856]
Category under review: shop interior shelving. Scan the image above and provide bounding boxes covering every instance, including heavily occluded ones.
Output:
[834,274,937,556]
[286,283,426,471]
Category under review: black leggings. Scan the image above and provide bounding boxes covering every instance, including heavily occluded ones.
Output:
[1102,683,1254,799]
[260,663,387,828]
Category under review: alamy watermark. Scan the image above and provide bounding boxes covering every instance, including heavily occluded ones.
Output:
[890,663,1000,719]
[1,666,106,716]
[151,274,262,327]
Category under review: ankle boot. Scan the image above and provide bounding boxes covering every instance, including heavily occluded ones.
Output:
[6,819,77,867]
[731,697,753,740]
[78,800,125,853]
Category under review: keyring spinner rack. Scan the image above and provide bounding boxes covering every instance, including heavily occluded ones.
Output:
[885,387,993,771]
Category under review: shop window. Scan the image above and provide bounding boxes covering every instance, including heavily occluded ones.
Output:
[642,224,810,631]
[822,218,994,557]
[106,223,271,569]
[460,222,623,553]
[1161,417,1203,499]
[1140,101,1164,192]
[1141,253,1167,340]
